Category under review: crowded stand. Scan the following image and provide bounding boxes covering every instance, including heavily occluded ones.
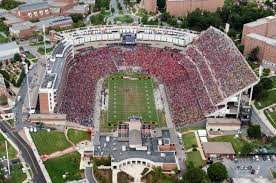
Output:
[59,46,205,127]
[49,26,258,128]
[194,27,258,97]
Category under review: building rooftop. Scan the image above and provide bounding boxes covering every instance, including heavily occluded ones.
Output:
[245,16,276,27]
[207,118,241,125]
[10,21,34,31]
[35,16,72,30]
[247,33,276,46]
[94,136,176,163]
[40,73,56,89]
[202,142,235,155]
[18,2,48,12]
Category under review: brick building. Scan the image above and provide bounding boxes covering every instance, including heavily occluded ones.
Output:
[16,2,51,20]
[141,0,157,13]
[166,0,224,16]
[242,16,276,67]
[9,21,37,39]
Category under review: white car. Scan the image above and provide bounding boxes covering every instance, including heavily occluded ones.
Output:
[17,96,21,102]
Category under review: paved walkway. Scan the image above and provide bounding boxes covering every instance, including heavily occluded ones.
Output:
[252,104,276,136]
[43,146,77,160]
[120,164,146,183]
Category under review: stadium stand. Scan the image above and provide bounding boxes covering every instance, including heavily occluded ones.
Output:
[40,26,258,128]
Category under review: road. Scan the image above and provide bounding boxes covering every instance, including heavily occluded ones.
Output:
[0,121,47,183]
[85,167,97,183]
[14,41,47,129]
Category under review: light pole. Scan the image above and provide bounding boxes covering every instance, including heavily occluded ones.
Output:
[22,61,32,114]
[5,140,10,176]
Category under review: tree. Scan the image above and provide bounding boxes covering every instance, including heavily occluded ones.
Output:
[70,14,83,23]
[0,70,10,81]
[269,136,276,146]
[240,142,253,156]
[183,162,210,183]
[247,47,260,62]
[13,53,22,62]
[0,0,24,10]
[260,78,272,90]
[207,162,228,182]
[247,125,261,139]
[157,0,166,11]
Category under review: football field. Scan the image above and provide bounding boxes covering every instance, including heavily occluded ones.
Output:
[107,73,159,126]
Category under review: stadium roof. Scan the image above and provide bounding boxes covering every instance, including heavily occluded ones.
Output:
[18,2,48,12]
[207,118,241,125]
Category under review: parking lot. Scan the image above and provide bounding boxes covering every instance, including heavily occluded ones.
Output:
[222,157,276,179]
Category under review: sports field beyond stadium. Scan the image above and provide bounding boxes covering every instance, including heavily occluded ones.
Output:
[107,73,159,126]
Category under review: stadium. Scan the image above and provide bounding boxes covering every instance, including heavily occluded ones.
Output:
[36,25,259,131]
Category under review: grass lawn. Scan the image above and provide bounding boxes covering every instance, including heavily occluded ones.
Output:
[67,129,90,144]
[181,126,204,133]
[114,15,134,23]
[37,47,53,55]
[7,119,15,127]
[44,152,81,183]
[264,110,276,129]
[107,73,159,127]
[0,33,8,43]
[209,135,246,154]
[255,89,276,109]
[185,151,204,168]
[272,76,276,88]
[182,132,197,150]
[10,163,27,183]
[26,52,36,60]
[0,133,17,160]
[31,131,71,155]
[31,58,38,63]
[136,8,147,17]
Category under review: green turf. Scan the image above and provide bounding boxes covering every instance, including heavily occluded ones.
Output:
[31,131,71,155]
[0,133,17,160]
[107,73,159,127]
[255,89,276,109]
[10,163,27,183]
[185,151,204,168]
[67,129,90,144]
[209,135,246,154]
[44,152,81,183]
[264,110,276,129]
[182,132,197,150]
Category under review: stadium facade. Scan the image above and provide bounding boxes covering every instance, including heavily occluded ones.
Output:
[37,25,259,128]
